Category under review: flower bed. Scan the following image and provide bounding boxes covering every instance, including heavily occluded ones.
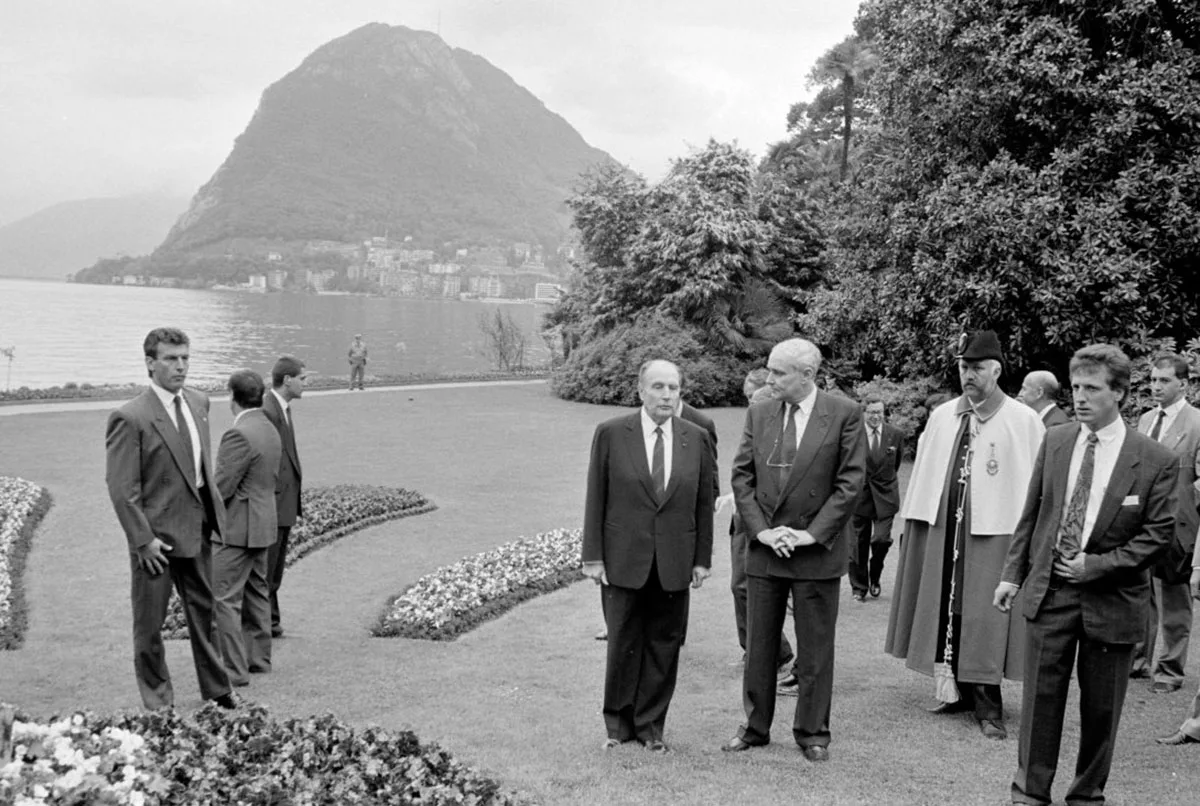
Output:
[163,485,436,639]
[0,477,53,650]
[1,704,519,805]
[374,528,582,641]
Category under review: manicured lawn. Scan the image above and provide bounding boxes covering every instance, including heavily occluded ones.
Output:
[0,383,1196,805]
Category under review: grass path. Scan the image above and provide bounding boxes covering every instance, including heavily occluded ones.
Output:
[0,382,1196,805]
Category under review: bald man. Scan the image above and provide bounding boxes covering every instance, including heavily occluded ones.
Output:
[1018,371,1070,427]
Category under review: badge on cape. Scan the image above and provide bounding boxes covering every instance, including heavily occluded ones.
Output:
[986,442,999,476]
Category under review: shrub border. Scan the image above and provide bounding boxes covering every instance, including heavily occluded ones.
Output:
[0,486,53,651]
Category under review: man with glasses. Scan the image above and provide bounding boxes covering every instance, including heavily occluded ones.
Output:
[263,355,306,641]
[721,338,865,762]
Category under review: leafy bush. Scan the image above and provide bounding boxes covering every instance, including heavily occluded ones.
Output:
[549,315,749,407]
[0,478,52,650]
[852,376,947,453]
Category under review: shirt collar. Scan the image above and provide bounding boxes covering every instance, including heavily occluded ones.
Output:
[955,385,1007,422]
[149,380,182,409]
[1082,416,1125,445]
[1159,397,1186,418]
[271,388,290,411]
[786,385,818,418]
[641,407,672,438]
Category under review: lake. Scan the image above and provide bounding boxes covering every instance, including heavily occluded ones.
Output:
[0,277,550,389]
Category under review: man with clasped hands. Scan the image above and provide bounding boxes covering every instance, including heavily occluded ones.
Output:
[721,338,866,762]
[995,343,1177,805]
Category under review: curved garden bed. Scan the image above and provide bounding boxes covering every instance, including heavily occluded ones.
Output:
[0,476,53,650]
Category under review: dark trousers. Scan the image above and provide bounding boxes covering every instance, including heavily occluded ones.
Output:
[1130,577,1193,685]
[212,543,272,684]
[602,569,689,743]
[130,544,230,709]
[741,575,839,748]
[847,513,893,596]
[349,364,365,389]
[267,525,291,631]
[1013,585,1133,806]
[731,520,794,667]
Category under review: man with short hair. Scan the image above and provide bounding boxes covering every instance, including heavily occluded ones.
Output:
[1129,353,1200,692]
[348,334,368,390]
[582,359,715,754]
[212,370,281,686]
[1018,370,1071,427]
[886,331,1044,740]
[848,397,904,602]
[105,327,235,710]
[263,355,306,639]
[722,338,865,762]
[996,343,1177,805]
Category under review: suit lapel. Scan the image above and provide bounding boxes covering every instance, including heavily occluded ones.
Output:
[1162,403,1195,451]
[781,392,831,500]
[1047,424,1078,522]
[268,392,301,474]
[147,390,200,500]
[1087,429,1139,547]
[623,414,658,504]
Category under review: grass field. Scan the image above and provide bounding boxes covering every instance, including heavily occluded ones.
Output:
[0,382,1196,805]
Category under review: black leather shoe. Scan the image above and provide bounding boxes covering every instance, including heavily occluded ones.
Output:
[1151,681,1182,694]
[602,738,621,750]
[213,692,239,710]
[1156,731,1200,746]
[721,736,761,752]
[777,675,799,696]
[852,592,865,603]
[869,583,881,598]
[980,719,1007,740]
[1129,667,1151,680]
[926,700,970,715]
[644,740,669,754]
[594,628,608,641]
[271,627,284,639]
[801,745,829,762]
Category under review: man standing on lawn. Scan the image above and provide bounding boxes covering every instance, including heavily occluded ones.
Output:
[721,337,865,761]
[885,331,1044,740]
[996,343,1176,804]
[847,396,904,603]
[582,359,715,754]
[1129,353,1200,693]
[348,334,368,391]
[263,355,306,639]
[212,369,281,687]
[105,327,235,710]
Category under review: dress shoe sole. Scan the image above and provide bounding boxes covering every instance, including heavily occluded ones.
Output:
[1155,732,1200,745]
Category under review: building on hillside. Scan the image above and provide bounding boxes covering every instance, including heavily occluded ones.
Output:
[303,268,337,291]
[266,252,283,262]
[427,262,461,275]
[534,283,562,302]
[247,274,267,290]
[442,275,461,297]
[122,275,143,286]
[266,269,288,290]
[421,273,442,294]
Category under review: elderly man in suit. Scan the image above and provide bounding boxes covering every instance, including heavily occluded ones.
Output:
[1019,371,1071,427]
[848,396,905,603]
[212,370,281,686]
[263,355,306,639]
[105,327,235,710]
[1129,353,1200,692]
[1157,546,1200,746]
[582,359,715,754]
[996,343,1177,805]
[721,338,865,761]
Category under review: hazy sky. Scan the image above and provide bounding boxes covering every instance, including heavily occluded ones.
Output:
[0,0,860,225]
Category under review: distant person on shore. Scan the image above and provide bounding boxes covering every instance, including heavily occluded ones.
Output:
[104,326,235,710]
[1018,370,1071,426]
[348,334,368,390]
[582,359,715,753]
[263,356,306,639]
[212,369,281,687]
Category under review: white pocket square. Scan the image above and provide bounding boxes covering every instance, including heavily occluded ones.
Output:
[1121,495,1139,507]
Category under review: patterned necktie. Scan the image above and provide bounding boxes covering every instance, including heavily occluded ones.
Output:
[173,395,197,484]
[651,426,665,499]
[1149,410,1166,442]
[1058,432,1100,558]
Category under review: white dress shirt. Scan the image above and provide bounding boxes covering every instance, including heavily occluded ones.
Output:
[785,385,819,449]
[640,408,672,485]
[1147,396,1185,442]
[1063,418,1126,548]
[149,380,203,487]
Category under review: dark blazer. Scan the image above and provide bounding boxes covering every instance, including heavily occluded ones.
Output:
[215,409,282,549]
[680,401,720,501]
[732,392,866,580]
[262,390,302,527]
[1002,423,1178,644]
[1137,401,1200,582]
[106,387,225,556]
[855,421,903,518]
[583,412,715,592]
[1042,404,1071,427]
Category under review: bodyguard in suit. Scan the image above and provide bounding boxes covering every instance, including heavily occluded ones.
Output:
[262,355,306,639]
[212,370,281,686]
[1129,353,1199,692]
[105,327,235,710]
[996,343,1177,806]
[1019,370,1071,427]
[721,338,866,761]
[847,396,904,602]
[582,359,715,754]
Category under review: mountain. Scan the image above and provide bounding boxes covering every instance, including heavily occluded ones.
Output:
[157,23,614,259]
[0,196,189,280]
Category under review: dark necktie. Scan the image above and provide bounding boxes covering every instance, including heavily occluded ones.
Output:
[1058,432,1099,559]
[1149,410,1166,442]
[651,426,665,499]
[777,404,797,485]
[870,427,879,455]
[173,394,197,485]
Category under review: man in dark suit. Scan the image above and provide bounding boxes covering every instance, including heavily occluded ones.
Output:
[262,355,306,639]
[848,396,904,602]
[1019,370,1071,427]
[995,343,1177,805]
[105,327,235,710]
[582,359,715,754]
[722,338,866,761]
[213,370,281,686]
